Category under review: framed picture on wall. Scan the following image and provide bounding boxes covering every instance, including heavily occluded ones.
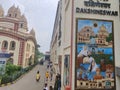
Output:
[75,18,116,90]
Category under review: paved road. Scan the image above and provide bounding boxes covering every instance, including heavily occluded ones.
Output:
[0,64,46,90]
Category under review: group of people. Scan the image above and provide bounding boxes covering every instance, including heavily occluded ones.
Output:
[46,67,54,81]
[35,70,50,82]
[54,74,61,90]
[36,71,50,82]
[43,83,54,90]
[43,72,61,90]
[35,61,59,90]
[36,70,53,90]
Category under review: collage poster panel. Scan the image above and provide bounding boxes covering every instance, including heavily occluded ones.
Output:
[76,19,115,89]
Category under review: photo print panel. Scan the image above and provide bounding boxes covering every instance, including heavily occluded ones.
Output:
[76,19,115,90]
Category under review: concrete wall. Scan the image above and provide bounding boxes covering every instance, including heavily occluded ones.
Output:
[51,0,120,90]
[0,35,20,65]
[23,40,35,68]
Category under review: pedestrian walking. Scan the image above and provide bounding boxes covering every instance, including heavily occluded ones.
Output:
[47,64,49,69]
[50,62,53,68]
[54,75,58,90]
[36,71,40,82]
[54,74,61,90]
[57,76,61,90]
[45,71,49,81]
[43,83,48,90]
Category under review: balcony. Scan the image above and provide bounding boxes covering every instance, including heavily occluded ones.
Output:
[116,66,120,77]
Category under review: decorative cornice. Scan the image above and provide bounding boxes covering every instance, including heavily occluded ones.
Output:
[0,17,19,23]
[0,28,36,44]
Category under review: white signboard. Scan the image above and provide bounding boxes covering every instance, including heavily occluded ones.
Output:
[0,58,7,75]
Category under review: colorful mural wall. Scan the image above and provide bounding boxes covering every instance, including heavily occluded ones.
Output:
[76,19,115,89]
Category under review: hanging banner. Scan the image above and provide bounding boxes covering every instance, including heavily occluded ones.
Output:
[76,19,115,90]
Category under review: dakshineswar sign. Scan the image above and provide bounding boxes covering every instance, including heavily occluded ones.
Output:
[75,0,118,90]
[76,0,118,16]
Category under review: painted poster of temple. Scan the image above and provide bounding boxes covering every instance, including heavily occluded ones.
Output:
[76,19,115,89]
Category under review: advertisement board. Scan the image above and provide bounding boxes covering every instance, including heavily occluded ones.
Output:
[76,19,115,90]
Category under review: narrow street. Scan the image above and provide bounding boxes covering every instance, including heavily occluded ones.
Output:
[0,64,47,90]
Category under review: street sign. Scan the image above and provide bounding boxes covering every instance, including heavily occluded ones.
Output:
[0,53,12,75]
[0,58,6,75]
[0,53,12,58]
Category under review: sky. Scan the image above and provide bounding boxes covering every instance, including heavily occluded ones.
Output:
[78,19,112,34]
[0,0,59,53]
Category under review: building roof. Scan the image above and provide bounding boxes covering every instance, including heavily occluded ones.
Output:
[0,5,37,45]
[19,14,27,22]
[30,28,35,37]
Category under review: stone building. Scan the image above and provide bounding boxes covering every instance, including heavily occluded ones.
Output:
[77,26,95,43]
[96,25,109,46]
[0,5,37,68]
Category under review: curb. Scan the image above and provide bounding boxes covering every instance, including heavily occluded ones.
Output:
[0,65,37,87]
[0,82,13,87]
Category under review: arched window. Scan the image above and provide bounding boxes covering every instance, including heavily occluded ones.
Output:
[2,41,8,50]
[10,41,16,50]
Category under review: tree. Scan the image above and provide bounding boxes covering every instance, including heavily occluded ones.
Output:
[34,47,41,63]
[6,62,21,75]
[106,33,112,42]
